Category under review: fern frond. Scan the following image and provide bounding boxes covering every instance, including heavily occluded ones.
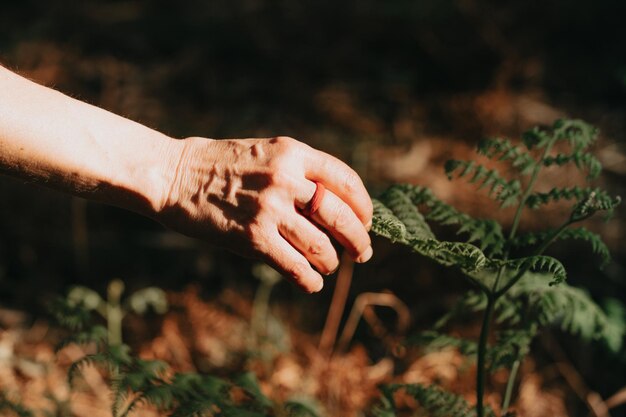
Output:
[68,352,114,387]
[376,187,435,241]
[444,160,522,207]
[510,227,611,267]
[496,274,624,352]
[488,329,534,371]
[497,256,567,286]
[284,399,322,417]
[394,184,505,255]
[552,119,598,150]
[55,325,108,352]
[49,297,93,331]
[379,384,495,417]
[233,372,273,409]
[67,344,133,387]
[543,151,602,179]
[523,119,598,151]
[112,358,169,416]
[408,330,478,356]
[409,329,534,372]
[477,137,536,175]
[373,186,496,287]
[526,186,606,209]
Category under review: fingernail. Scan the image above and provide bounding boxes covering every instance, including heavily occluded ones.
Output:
[356,246,373,263]
[325,263,340,276]
[312,278,324,293]
[365,219,372,231]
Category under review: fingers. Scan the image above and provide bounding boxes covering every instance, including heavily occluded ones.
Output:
[278,214,340,275]
[304,148,373,229]
[261,234,324,293]
[297,180,372,263]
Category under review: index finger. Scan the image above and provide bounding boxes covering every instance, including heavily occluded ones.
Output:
[303,148,373,228]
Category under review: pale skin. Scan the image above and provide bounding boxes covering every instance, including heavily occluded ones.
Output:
[0,65,373,293]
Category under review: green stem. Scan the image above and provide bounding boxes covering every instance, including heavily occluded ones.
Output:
[107,279,125,346]
[501,359,520,412]
[496,220,570,298]
[508,141,555,241]
[476,294,495,417]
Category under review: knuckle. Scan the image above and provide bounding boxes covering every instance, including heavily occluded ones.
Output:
[268,170,294,188]
[270,136,296,147]
[309,233,331,256]
[286,261,309,279]
[343,171,361,193]
[331,204,351,229]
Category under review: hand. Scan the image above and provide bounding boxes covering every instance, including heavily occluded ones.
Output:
[158,136,373,293]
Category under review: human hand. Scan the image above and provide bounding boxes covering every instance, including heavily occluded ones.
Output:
[157,136,373,293]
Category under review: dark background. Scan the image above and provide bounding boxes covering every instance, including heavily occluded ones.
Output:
[0,0,625,414]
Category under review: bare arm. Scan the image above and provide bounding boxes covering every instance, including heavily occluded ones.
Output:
[0,65,373,292]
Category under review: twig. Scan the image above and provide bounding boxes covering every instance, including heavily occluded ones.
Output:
[542,333,610,417]
[318,252,354,357]
[336,292,410,353]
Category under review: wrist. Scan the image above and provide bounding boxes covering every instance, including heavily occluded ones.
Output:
[136,134,186,218]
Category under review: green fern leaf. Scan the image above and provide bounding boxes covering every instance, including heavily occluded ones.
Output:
[284,398,322,417]
[408,330,479,356]
[477,137,536,175]
[497,256,567,285]
[376,187,435,241]
[444,160,521,207]
[378,384,495,417]
[496,274,624,352]
[511,227,611,267]
[393,184,505,255]
[49,297,93,331]
[552,119,598,150]
[55,325,108,352]
[487,329,534,371]
[543,151,602,179]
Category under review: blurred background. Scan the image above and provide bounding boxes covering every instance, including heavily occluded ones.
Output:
[0,0,625,416]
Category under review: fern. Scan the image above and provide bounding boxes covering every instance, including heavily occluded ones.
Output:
[542,151,602,179]
[371,119,621,417]
[496,255,567,286]
[526,186,619,215]
[55,324,108,352]
[376,384,496,417]
[394,184,505,255]
[444,160,522,207]
[477,137,535,175]
[497,274,623,352]
[409,329,533,372]
[511,227,611,267]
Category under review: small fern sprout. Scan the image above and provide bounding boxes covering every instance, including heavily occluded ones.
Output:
[63,279,168,346]
[371,120,622,417]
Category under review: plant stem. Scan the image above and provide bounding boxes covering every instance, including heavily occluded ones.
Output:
[495,220,570,298]
[501,358,520,412]
[476,294,495,417]
[107,279,125,346]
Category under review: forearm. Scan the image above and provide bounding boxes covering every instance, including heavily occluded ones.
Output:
[0,65,180,217]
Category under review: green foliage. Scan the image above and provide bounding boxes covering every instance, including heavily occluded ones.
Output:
[409,329,534,372]
[374,384,496,417]
[444,160,521,207]
[511,227,611,267]
[52,289,322,417]
[372,119,622,416]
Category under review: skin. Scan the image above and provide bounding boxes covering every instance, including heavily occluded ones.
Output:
[0,65,373,293]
